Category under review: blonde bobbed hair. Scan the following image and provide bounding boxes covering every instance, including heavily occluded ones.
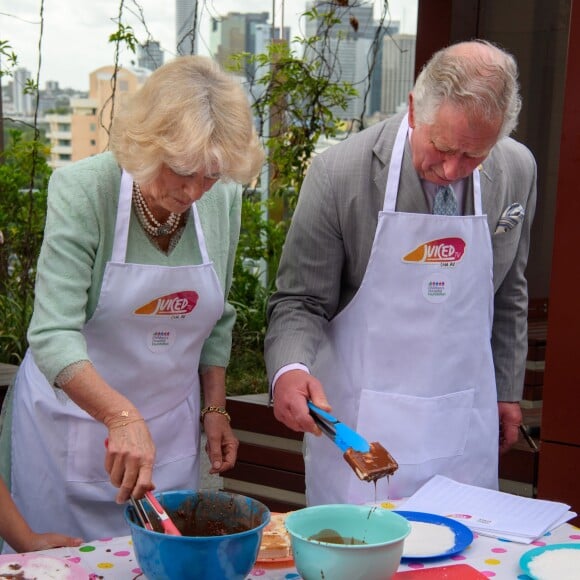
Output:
[109,55,264,185]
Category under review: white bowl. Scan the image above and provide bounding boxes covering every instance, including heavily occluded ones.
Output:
[285,504,411,580]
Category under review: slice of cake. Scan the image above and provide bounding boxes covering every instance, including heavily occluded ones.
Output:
[258,512,293,560]
[344,441,398,482]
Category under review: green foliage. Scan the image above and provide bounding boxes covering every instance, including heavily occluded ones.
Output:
[227,9,356,393]
[0,40,18,78]
[108,23,137,54]
[227,193,289,394]
[0,131,51,364]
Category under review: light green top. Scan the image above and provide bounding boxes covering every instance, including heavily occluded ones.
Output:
[29,151,241,385]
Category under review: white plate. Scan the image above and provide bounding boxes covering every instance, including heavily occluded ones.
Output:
[395,510,474,561]
[520,543,580,579]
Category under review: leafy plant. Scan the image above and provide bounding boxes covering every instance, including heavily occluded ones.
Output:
[0,40,18,78]
[227,193,289,394]
[0,130,51,364]
[226,7,357,393]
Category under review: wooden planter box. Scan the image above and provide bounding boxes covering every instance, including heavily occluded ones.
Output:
[223,393,306,513]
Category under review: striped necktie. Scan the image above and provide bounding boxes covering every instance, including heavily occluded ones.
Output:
[433,185,459,216]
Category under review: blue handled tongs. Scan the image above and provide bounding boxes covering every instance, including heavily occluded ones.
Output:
[307,401,398,482]
[307,401,370,453]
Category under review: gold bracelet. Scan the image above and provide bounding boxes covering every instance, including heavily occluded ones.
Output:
[107,410,145,430]
[200,406,231,423]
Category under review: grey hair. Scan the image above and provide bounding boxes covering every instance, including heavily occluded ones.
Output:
[109,55,264,185]
[411,40,521,139]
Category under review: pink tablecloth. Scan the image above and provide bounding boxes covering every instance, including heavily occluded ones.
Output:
[31,503,580,579]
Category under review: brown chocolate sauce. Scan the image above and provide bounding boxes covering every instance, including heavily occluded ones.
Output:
[308,528,367,545]
[151,495,260,537]
[343,441,398,482]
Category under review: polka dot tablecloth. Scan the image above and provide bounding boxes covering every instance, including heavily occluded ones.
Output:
[32,501,580,579]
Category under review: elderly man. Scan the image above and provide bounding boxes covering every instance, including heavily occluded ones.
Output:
[265,40,537,505]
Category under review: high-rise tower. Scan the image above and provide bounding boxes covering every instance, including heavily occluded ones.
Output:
[176,0,198,55]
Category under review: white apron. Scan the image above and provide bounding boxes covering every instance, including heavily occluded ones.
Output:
[306,115,498,505]
[10,170,224,542]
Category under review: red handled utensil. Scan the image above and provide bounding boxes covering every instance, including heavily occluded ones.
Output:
[144,491,182,536]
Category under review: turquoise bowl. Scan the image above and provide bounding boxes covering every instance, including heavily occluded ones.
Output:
[285,504,411,580]
[125,490,270,580]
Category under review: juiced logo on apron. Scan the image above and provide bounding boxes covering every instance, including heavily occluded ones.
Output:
[135,291,200,352]
[402,237,466,266]
[134,290,199,317]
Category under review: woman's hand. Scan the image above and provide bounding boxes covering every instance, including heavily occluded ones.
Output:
[199,365,238,474]
[203,412,239,474]
[60,364,157,503]
[104,416,156,503]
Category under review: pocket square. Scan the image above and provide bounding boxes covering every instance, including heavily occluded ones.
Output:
[494,203,525,234]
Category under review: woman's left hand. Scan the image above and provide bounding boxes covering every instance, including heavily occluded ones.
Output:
[199,366,238,474]
[203,412,239,474]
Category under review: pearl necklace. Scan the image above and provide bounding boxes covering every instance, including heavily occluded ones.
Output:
[132,182,181,237]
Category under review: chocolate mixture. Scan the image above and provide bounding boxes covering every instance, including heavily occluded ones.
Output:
[308,528,367,545]
[149,495,262,537]
[344,441,398,482]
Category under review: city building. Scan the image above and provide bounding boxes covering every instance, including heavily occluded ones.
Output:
[45,66,149,168]
[11,68,34,116]
[138,40,164,71]
[381,33,416,115]
[209,11,288,80]
[176,0,198,55]
[303,1,399,120]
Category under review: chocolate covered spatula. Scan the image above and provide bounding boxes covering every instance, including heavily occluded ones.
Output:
[307,401,398,482]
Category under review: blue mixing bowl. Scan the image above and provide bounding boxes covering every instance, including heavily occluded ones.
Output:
[125,490,270,580]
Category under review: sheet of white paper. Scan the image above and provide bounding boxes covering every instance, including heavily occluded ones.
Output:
[400,475,572,543]
[476,512,577,545]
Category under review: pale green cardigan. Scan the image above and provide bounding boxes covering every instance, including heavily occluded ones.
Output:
[29,151,241,384]
[0,152,241,504]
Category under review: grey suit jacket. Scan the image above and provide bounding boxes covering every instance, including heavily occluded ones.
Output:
[265,112,537,401]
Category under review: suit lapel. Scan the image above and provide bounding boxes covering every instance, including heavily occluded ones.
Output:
[478,155,505,233]
[371,114,429,214]
[398,140,428,213]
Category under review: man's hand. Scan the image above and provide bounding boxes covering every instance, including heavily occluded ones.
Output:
[272,369,330,435]
[498,401,523,454]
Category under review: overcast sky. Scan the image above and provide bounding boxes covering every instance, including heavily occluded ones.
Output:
[1,0,417,91]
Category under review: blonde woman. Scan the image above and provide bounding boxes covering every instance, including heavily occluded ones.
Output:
[0,55,264,544]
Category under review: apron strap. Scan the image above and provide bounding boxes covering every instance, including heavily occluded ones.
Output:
[112,170,212,265]
[191,203,210,264]
[384,114,409,212]
[111,170,134,263]
[473,168,483,215]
